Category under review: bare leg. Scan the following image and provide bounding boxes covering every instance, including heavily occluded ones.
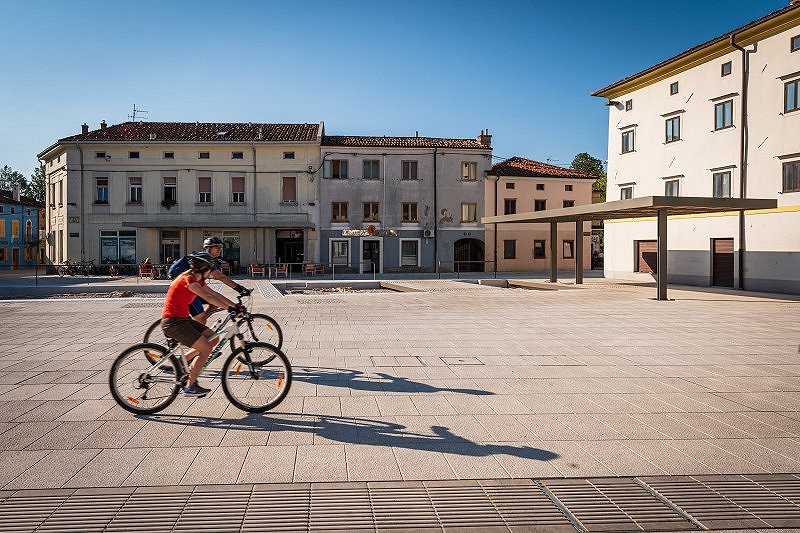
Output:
[184,331,219,378]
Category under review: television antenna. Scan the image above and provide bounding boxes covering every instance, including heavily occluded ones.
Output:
[128,104,149,121]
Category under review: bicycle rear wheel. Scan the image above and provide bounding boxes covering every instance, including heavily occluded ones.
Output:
[221,342,292,412]
[239,313,283,350]
[143,318,168,363]
[109,343,181,414]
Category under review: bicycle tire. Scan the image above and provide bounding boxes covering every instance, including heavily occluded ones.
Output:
[109,343,181,415]
[221,342,292,413]
[57,265,68,277]
[240,313,283,351]
[143,319,168,364]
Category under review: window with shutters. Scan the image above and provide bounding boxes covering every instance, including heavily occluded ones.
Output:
[460,202,477,222]
[461,162,477,181]
[198,177,212,203]
[231,176,245,203]
[282,176,297,203]
[128,177,142,204]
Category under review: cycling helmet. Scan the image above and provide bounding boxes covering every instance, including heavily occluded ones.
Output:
[203,236,223,248]
[188,252,215,272]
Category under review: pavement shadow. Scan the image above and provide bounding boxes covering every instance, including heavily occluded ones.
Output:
[146,413,558,461]
[292,367,494,396]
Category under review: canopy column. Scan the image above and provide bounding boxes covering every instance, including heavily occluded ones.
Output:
[549,222,558,283]
[575,220,583,285]
[657,210,668,301]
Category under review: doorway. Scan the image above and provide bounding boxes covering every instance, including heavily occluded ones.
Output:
[454,238,485,272]
[160,230,180,263]
[636,240,658,274]
[12,248,19,270]
[711,238,734,287]
[276,229,304,270]
[361,238,381,273]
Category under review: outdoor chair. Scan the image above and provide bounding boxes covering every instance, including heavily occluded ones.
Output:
[138,264,153,278]
[303,262,317,277]
[274,263,288,278]
[250,263,265,277]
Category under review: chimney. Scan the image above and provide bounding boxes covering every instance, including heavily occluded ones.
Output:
[81,123,89,135]
[100,120,107,130]
[12,185,20,202]
[478,129,492,148]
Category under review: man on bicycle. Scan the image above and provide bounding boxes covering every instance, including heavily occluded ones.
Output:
[162,252,245,398]
[169,236,249,324]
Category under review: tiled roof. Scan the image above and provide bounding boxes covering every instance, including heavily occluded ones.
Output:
[0,190,44,208]
[322,135,488,149]
[490,157,598,180]
[592,3,799,97]
[57,122,320,143]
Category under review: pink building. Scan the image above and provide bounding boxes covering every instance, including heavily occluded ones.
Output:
[485,157,596,272]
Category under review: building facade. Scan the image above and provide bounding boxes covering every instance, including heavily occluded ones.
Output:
[38,122,322,270]
[485,157,594,272]
[318,134,493,273]
[0,188,43,269]
[594,3,800,293]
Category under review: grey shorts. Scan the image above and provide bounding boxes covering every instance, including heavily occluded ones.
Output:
[161,318,210,347]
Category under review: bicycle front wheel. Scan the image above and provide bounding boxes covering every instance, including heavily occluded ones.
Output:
[221,342,292,412]
[239,313,283,350]
[109,343,181,415]
[57,265,68,277]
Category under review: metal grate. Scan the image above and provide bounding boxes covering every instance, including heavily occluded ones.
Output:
[122,301,164,308]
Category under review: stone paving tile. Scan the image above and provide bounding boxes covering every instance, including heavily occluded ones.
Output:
[0,450,49,487]
[345,444,402,481]
[392,447,455,480]
[439,445,508,479]
[294,444,347,482]
[540,441,616,477]
[12,400,83,423]
[573,440,667,476]
[236,445,296,484]
[75,420,147,449]
[26,421,103,451]
[621,440,716,475]
[123,447,200,486]
[180,446,248,485]
[665,439,763,474]
[55,399,114,422]
[0,421,61,450]
[4,449,100,489]
[123,419,185,449]
[64,448,150,487]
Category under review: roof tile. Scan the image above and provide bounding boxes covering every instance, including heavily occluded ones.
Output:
[322,135,487,150]
[490,157,598,180]
[58,122,320,143]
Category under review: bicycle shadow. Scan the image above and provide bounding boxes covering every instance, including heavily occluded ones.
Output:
[145,412,558,462]
[291,367,494,396]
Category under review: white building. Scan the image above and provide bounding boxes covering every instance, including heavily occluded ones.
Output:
[593,2,800,294]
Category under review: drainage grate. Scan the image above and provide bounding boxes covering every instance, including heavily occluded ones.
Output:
[122,301,164,308]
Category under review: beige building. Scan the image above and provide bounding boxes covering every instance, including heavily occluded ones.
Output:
[485,157,594,272]
[594,2,800,293]
[38,121,322,270]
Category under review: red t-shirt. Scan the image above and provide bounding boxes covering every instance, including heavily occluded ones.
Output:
[162,275,205,318]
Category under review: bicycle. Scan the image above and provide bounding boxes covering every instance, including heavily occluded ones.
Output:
[109,296,292,414]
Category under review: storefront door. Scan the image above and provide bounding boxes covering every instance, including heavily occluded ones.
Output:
[275,229,304,270]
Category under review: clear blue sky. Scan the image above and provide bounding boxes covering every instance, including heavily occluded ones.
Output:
[0,0,790,176]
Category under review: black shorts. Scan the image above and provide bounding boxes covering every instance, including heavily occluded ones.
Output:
[161,318,210,347]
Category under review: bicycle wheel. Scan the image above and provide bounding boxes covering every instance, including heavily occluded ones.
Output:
[57,265,68,277]
[239,313,283,350]
[109,343,181,414]
[143,318,168,363]
[221,342,292,412]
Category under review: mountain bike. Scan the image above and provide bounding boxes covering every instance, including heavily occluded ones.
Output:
[109,297,292,414]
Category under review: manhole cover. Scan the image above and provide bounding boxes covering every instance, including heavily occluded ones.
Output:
[441,357,484,365]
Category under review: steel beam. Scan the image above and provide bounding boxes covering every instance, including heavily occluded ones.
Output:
[657,210,668,301]
[550,222,558,283]
[575,220,583,284]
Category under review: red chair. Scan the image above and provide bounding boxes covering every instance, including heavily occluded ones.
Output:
[250,263,265,277]
[303,262,316,277]
[274,263,288,278]
[139,264,153,278]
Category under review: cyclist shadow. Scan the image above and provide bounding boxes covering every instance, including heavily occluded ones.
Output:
[292,367,494,396]
[147,413,558,462]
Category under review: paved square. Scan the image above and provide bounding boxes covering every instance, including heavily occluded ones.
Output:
[1,279,799,489]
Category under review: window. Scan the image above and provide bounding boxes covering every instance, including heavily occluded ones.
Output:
[625,99,633,111]
[129,151,139,159]
[231,151,244,160]
[199,152,210,159]
[95,151,106,159]
[461,202,477,222]
[128,177,142,204]
[331,202,348,222]
[721,61,732,76]
[10,207,14,215]
[563,240,574,259]
[792,35,800,52]
[324,159,348,179]
[715,100,733,129]
[402,161,418,180]
[198,177,212,203]
[565,184,573,191]
[163,177,177,203]
[533,240,546,259]
[363,160,380,180]
[59,181,63,205]
[231,176,245,203]
[670,82,679,95]
[665,179,680,197]
[503,240,516,259]
[506,182,515,189]
[100,230,137,264]
[783,161,800,193]
[620,186,633,200]
[12,220,19,238]
[331,240,349,265]
[622,130,635,153]
[785,79,799,113]
[283,151,295,159]
[362,202,380,222]
[0,222,4,237]
[25,220,32,241]
[95,178,108,204]
[713,171,732,198]
[0,206,3,214]
[536,183,545,191]
[282,176,297,203]
[504,198,516,215]
[400,240,419,267]
[665,116,681,143]
[0,249,6,262]
[563,200,575,208]
[164,152,174,159]
[401,202,418,222]
[534,199,547,211]
[461,162,477,181]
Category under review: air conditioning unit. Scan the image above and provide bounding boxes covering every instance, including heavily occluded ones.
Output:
[423,229,435,238]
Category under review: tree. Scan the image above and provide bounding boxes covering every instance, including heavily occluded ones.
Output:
[27,166,46,203]
[0,165,28,193]
[571,152,607,202]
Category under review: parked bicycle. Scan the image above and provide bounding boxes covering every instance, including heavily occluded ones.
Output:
[109,295,292,414]
[57,259,97,276]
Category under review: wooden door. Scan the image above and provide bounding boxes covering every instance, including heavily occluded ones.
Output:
[712,238,734,287]
[636,240,658,273]
[11,248,19,269]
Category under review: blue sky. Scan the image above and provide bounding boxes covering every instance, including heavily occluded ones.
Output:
[0,0,790,176]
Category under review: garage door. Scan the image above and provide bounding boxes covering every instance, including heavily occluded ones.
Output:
[636,240,658,274]
[712,238,734,287]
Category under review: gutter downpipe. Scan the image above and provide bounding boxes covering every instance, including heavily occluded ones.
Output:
[75,142,85,261]
[730,33,748,291]
[433,148,438,273]
[252,142,258,262]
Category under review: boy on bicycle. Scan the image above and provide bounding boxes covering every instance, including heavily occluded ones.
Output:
[161,252,245,398]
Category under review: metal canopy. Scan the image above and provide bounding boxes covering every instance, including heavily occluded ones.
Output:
[122,220,315,228]
[482,196,778,301]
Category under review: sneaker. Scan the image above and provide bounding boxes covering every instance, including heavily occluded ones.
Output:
[182,383,210,398]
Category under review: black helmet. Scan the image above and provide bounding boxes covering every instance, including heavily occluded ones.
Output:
[188,252,215,272]
[203,236,223,247]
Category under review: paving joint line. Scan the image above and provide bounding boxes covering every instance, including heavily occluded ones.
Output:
[534,479,584,533]
[634,476,707,530]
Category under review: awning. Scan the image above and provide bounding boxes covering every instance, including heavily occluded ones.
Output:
[122,220,315,229]
[481,196,778,300]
